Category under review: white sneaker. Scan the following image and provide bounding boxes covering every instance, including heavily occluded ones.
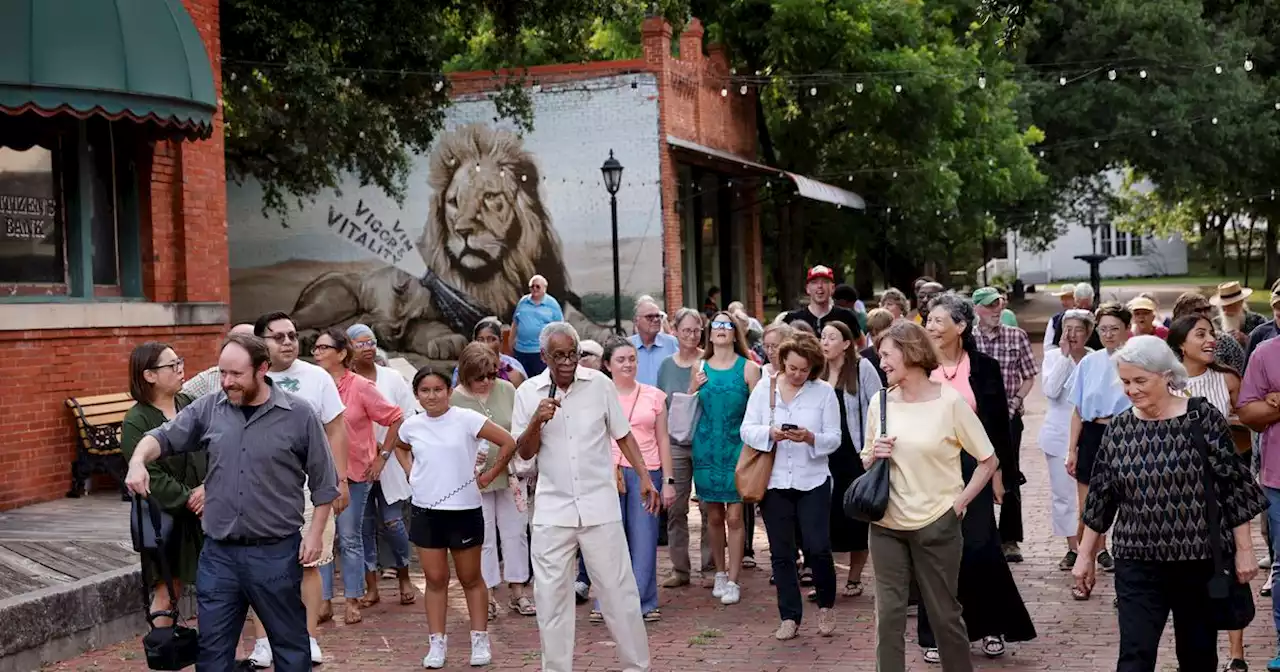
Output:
[423,633,447,669]
[720,581,741,605]
[469,631,492,666]
[247,637,272,668]
[574,580,590,602]
[310,637,323,665]
[711,572,729,598]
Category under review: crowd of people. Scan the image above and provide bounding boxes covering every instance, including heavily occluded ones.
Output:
[118,266,1280,671]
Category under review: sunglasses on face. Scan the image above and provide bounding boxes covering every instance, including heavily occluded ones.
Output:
[710,320,735,331]
[478,371,499,381]
[266,331,299,344]
[352,340,377,350]
[639,314,662,322]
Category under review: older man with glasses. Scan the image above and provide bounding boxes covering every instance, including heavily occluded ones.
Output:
[629,297,679,386]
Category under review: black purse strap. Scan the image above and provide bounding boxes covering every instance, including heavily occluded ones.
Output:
[133,495,182,625]
[1189,400,1228,574]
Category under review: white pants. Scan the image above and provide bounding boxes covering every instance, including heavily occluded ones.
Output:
[1044,452,1079,538]
[481,489,530,587]
[532,521,649,672]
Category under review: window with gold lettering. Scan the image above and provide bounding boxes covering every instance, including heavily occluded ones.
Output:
[0,144,64,285]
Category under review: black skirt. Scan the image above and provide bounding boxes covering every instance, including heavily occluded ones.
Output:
[829,391,869,553]
[1076,420,1108,485]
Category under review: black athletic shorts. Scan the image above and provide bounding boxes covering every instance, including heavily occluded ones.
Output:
[408,506,484,550]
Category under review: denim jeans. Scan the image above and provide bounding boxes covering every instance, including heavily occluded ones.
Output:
[593,468,662,613]
[1264,485,1280,633]
[362,481,412,571]
[196,534,309,671]
[335,480,372,598]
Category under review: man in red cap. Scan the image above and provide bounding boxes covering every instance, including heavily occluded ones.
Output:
[783,265,864,346]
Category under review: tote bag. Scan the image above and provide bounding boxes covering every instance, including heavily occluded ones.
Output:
[668,361,704,445]
[734,373,778,503]
[843,388,891,523]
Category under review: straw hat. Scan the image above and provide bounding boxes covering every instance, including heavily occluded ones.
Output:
[1209,281,1253,307]
[1127,296,1158,313]
[1052,283,1075,297]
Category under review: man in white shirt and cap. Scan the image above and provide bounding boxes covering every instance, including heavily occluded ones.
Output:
[511,322,660,672]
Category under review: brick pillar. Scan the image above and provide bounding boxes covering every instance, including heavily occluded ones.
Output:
[643,17,685,315]
[180,0,229,304]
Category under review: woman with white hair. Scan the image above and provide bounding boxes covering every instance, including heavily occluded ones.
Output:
[1073,336,1266,672]
[1039,309,1094,571]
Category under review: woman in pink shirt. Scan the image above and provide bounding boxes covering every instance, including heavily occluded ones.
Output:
[314,327,405,625]
[587,336,677,622]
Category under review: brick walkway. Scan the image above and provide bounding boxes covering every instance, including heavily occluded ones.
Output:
[49,372,1278,671]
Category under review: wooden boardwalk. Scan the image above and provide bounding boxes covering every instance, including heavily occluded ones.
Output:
[0,493,135,602]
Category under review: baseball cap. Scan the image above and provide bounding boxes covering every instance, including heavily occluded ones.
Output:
[971,287,1001,306]
[807,265,835,282]
[1127,296,1157,313]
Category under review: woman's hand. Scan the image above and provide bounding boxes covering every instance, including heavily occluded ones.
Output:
[992,471,1006,504]
[769,426,790,442]
[789,428,815,445]
[662,483,676,509]
[952,499,967,519]
[1065,449,1078,478]
[186,485,205,515]
[871,436,895,459]
[689,368,708,394]
[1072,552,1097,595]
[1237,550,1261,584]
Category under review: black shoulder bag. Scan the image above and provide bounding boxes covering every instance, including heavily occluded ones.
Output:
[844,387,891,523]
[1191,401,1255,631]
[132,495,200,670]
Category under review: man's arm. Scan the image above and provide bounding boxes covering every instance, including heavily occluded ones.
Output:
[1237,349,1280,431]
[126,400,210,496]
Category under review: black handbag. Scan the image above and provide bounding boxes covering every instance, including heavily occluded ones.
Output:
[133,496,200,670]
[1190,401,1255,631]
[844,388,891,523]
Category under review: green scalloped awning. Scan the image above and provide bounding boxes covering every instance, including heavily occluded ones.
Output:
[0,0,217,139]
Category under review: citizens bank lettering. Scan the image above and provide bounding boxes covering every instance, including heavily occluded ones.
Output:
[326,199,414,266]
[1,194,56,240]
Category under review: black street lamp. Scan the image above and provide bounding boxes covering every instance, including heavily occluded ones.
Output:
[601,150,624,335]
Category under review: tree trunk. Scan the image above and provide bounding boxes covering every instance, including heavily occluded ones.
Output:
[1266,210,1280,290]
[1243,217,1257,287]
[1215,214,1227,276]
[1229,214,1244,273]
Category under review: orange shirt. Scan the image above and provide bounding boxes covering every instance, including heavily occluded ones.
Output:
[336,371,405,481]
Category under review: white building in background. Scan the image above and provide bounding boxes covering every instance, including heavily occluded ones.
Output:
[980,170,1189,287]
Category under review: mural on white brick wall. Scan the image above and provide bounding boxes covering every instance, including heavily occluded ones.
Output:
[228,77,664,363]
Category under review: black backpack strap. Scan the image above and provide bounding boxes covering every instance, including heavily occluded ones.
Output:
[135,495,182,624]
[1189,399,1226,573]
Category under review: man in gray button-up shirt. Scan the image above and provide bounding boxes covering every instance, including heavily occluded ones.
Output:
[126,333,338,671]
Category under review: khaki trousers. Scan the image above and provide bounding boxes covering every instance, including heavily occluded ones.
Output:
[868,511,970,672]
[531,521,650,672]
[666,443,712,577]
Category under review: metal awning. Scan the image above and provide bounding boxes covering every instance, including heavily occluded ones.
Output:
[667,135,866,210]
[0,0,217,139]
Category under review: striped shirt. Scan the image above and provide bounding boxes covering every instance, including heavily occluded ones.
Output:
[1186,370,1232,417]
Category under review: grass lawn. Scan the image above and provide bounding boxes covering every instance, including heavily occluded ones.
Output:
[1052,260,1275,312]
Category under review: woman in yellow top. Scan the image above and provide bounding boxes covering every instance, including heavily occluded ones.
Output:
[861,321,1000,672]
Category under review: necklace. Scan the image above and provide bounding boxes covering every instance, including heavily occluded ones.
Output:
[939,352,966,381]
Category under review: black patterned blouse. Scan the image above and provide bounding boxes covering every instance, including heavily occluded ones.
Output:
[1082,397,1267,562]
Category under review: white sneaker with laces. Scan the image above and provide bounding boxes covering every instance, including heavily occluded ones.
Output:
[469,631,492,666]
[423,633,447,669]
[711,572,729,598]
[720,581,741,605]
[309,637,323,665]
[248,637,272,668]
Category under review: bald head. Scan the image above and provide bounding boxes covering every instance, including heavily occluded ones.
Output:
[228,323,254,336]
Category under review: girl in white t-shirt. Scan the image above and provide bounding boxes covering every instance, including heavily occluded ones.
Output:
[394,369,517,669]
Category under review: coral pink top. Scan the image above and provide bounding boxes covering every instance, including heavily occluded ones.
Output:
[930,354,977,412]
[336,371,404,481]
[611,383,667,471]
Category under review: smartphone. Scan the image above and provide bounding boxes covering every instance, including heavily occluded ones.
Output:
[780,423,798,432]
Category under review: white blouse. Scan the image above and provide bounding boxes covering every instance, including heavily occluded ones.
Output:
[740,377,842,492]
[1039,348,1090,458]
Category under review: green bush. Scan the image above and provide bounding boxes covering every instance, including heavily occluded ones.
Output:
[577,293,636,323]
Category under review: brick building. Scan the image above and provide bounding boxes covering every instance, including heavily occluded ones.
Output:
[0,0,226,510]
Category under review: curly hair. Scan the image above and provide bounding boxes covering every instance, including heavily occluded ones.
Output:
[778,333,825,382]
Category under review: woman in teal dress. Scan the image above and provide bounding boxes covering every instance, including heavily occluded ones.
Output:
[691,311,761,606]
[121,342,208,627]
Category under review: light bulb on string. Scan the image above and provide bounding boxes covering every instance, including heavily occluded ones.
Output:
[1059,76,1067,86]
[892,171,898,178]
[720,88,728,97]
[1212,117,1219,125]
[433,79,444,92]
[740,85,748,95]
[1215,65,1224,74]
[1093,141,1100,149]
[809,87,817,96]
[1139,69,1148,79]
[1246,53,1255,72]
[855,82,864,93]
[1107,69,1117,81]
[1151,129,1158,137]
[894,84,903,93]
[978,70,987,89]
[1038,150,1045,158]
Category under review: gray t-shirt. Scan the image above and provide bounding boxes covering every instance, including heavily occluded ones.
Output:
[656,356,694,410]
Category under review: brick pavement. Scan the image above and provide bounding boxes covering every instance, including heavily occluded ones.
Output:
[48,368,1279,671]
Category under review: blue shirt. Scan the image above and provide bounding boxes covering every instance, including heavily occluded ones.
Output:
[628,332,679,387]
[1067,349,1132,421]
[512,294,564,353]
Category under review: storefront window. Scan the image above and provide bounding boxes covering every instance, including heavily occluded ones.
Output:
[0,144,64,285]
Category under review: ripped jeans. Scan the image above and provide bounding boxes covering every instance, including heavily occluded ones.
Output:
[362,481,413,572]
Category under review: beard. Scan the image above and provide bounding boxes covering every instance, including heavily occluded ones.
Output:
[223,378,261,405]
[1219,307,1245,334]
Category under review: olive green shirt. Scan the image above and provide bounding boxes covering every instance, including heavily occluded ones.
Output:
[451,379,516,492]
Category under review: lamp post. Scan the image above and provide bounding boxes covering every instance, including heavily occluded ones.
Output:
[601,150,624,335]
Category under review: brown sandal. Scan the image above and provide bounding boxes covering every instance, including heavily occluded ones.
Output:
[399,585,418,605]
[1071,585,1092,601]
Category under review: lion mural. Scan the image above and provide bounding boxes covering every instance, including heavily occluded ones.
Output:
[290,123,624,363]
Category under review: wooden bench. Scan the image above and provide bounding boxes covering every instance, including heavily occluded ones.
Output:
[65,393,134,499]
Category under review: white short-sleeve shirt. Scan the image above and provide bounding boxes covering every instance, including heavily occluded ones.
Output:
[374,365,421,504]
[510,367,632,527]
[398,407,489,510]
[271,359,345,424]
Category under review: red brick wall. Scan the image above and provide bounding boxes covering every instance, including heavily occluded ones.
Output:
[0,0,227,511]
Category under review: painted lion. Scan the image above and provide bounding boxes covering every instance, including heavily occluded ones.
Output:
[291,123,621,361]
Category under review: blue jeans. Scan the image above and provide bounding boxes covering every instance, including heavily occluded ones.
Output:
[1265,486,1280,634]
[196,534,309,671]
[594,468,662,613]
[363,481,412,571]
[336,480,372,598]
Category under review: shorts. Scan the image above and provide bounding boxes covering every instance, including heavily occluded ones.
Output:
[409,506,484,550]
[1075,420,1108,486]
[301,487,336,568]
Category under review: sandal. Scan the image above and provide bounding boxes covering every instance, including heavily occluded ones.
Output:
[1071,585,1091,601]
[922,648,940,664]
[799,567,814,587]
[981,636,1006,657]
[487,597,499,621]
[589,610,604,623]
[806,588,818,602]
[510,595,537,616]
[843,580,863,597]
[742,556,757,569]
[643,609,662,622]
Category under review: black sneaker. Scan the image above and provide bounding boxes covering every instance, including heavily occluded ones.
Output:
[1097,549,1115,573]
[1227,657,1248,671]
[1058,550,1078,571]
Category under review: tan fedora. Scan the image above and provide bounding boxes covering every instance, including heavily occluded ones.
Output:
[1209,281,1253,307]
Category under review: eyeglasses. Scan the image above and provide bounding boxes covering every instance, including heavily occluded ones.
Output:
[266,331,298,344]
[1097,326,1123,336]
[478,371,499,381]
[639,314,662,322]
[551,351,582,365]
[149,358,185,372]
[677,328,701,337]
[312,344,338,353]
[710,320,735,331]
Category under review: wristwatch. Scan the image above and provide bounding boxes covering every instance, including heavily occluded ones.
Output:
[379,450,392,460]
[665,477,676,485]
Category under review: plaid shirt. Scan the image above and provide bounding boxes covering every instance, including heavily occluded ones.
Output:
[974,323,1039,416]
